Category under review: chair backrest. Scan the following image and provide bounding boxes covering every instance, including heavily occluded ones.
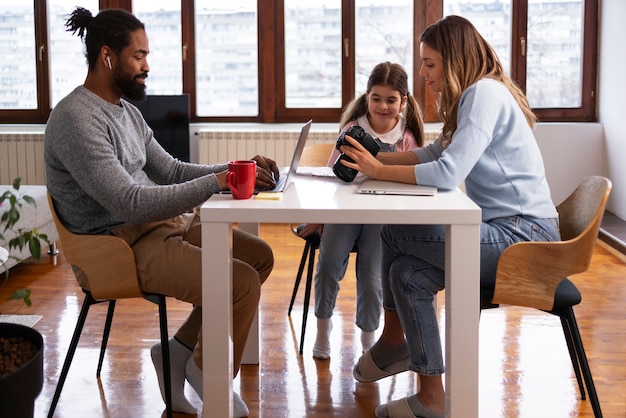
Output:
[557,176,611,241]
[47,194,143,300]
[492,176,612,310]
[555,176,612,274]
[300,143,335,167]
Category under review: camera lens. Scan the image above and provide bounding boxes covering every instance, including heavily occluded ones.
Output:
[332,126,380,183]
[332,154,359,182]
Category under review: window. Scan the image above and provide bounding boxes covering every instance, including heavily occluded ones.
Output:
[283,0,342,109]
[0,0,598,124]
[444,0,596,121]
[444,0,512,75]
[194,1,259,117]
[355,2,414,95]
[279,1,414,112]
[0,2,37,110]
[525,0,584,109]
[133,0,183,96]
[49,0,99,107]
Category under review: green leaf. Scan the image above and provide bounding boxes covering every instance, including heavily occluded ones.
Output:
[8,234,27,251]
[28,236,42,261]
[11,177,22,190]
[9,289,32,307]
[22,195,36,207]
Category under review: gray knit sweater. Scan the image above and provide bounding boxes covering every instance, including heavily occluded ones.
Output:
[45,86,226,234]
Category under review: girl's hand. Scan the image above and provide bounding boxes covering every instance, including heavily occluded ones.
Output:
[298,223,323,238]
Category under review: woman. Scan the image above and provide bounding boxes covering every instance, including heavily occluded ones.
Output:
[339,16,560,418]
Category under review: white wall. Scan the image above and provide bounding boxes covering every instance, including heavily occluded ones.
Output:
[535,123,605,206]
[598,0,626,220]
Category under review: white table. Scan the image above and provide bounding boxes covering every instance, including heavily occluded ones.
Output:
[200,175,481,417]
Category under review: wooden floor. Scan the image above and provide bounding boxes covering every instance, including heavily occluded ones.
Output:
[1,223,625,418]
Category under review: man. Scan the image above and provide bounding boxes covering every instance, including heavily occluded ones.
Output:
[45,7,278,417]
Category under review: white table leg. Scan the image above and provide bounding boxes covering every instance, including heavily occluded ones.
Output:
[237,222,260,365]
[202,222,234,417]
[445,223,480,418]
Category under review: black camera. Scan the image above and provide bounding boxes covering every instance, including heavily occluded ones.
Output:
[332,125,380,182]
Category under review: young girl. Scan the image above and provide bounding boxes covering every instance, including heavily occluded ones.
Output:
[340,17,560,418]
[298,61,425,359]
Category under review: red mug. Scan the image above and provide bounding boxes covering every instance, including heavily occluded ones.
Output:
[227,160,257,199]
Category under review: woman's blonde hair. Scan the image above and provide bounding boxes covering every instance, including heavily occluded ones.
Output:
[420,15,536,144]
[340,61,425,147]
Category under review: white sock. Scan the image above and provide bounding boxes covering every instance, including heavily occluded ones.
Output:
[233,391,250,417]
[185,357,249,417]
[151,337,197,415]
[360,330,376,352]
[185,356,203,400]
[313,317,333,359]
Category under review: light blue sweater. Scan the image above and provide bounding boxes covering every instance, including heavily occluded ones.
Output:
[45,86,227,234]
[414,78,557,222]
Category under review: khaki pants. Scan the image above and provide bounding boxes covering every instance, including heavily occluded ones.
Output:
[111,210,274,376]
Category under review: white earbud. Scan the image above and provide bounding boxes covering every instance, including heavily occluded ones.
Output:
[106,56,112,70]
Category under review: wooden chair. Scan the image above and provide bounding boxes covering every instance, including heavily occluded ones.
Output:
[483,176,611,418]
[46,194,173,418]
[298,143,336,167]
[287,143,358,354]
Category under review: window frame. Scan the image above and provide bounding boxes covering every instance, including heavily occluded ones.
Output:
[511,0,597,122]
[0,0,598,124]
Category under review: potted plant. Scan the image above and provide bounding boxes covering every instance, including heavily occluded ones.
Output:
[0,177,49,417]
[1,177,51,305]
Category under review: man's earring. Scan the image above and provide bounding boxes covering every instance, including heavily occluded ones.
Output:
[106,56,112,70]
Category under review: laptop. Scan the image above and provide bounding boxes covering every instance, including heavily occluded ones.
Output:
[263,119,312,192]
[356,179,437,196]
[222,119,312,194]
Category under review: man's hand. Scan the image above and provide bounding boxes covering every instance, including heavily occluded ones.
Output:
[216,171,229,190]
[252,155,280,189]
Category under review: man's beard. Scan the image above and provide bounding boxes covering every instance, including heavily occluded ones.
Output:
[115,69,147,101]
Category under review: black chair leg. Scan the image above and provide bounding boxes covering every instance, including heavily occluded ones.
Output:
[144,294,173,418]
[559,315,586,400]
[96,300,116,378]
[50,292,172,418]
[48,291,96,417]
[157,295,173,418]
[48,242,59,255]
[299,244,316,354]
[563,308,603,418]
[289,242,311,316]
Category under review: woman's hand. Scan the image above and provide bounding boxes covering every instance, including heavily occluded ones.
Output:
[252,155,280,189]
[338,135,385,178]
[340,135,420,184]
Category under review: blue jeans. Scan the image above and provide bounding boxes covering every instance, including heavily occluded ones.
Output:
[314,223,383,332]
[382,215,560,376]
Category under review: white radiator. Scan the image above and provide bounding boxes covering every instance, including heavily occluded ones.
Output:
[0,128,339,185]
[198,128,338,166]
[0,133,46,185]
[197,127,439,166]
[0,127,440,185]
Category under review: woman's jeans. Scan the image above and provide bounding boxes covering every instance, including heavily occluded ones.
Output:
[382,216,560,376]
[314,223,383,332]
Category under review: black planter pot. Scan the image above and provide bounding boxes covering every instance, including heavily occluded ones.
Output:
[0,323,44,418]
